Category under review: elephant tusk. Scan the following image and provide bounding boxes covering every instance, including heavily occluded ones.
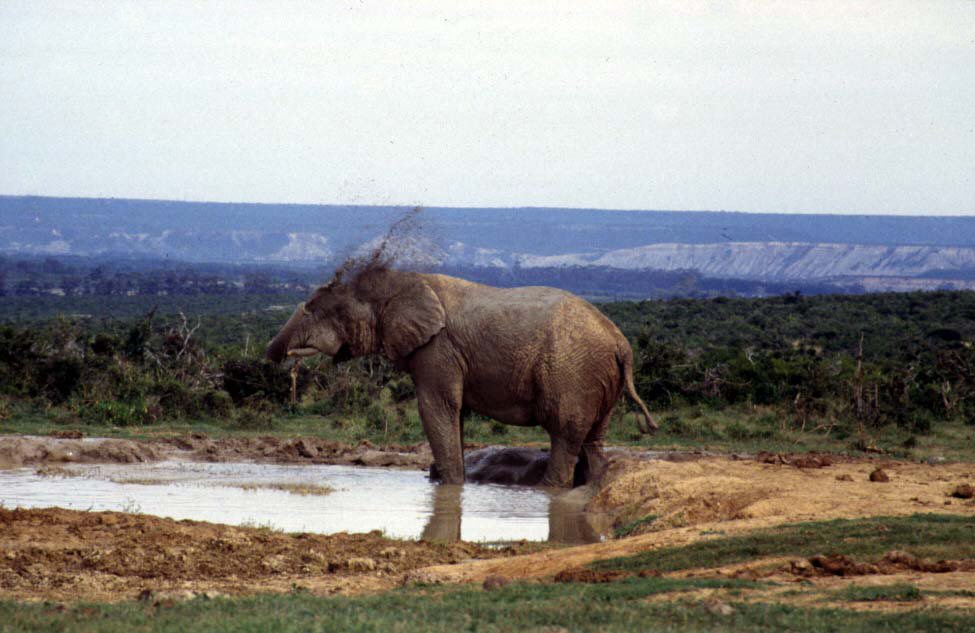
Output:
[287,347,320,357]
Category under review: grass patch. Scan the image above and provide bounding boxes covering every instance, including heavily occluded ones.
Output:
[839,584,923,603]
[3,576,975,633]
[592,514,975,574]
[3,399,975,465]
[613,514,658,538]
[236,482,334,496]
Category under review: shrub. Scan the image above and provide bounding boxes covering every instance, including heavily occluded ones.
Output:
[82,399,151,427]
[203,389,234,418]
[233,408,274,430]
[36,356,83,403]
[151,379,203,419]
[222,359,303,405]
[90,333,118,356]
[386,376,416,403]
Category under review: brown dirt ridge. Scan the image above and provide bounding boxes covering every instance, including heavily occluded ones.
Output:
[0,507,525,603]
[0,434,435,470]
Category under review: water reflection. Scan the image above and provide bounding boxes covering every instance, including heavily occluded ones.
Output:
[421,483,604,545]
[0,461,606,544]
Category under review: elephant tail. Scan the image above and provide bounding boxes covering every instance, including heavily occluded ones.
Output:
[618,346,658,435]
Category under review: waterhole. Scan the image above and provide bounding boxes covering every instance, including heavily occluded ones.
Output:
[0,461,605,544]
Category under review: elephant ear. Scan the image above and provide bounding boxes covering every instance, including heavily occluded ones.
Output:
[380,280,446,361]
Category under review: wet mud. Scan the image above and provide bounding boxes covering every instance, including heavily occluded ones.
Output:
[0,507,527,603]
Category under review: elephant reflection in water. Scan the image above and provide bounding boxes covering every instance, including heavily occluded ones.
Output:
[419,484,606,544]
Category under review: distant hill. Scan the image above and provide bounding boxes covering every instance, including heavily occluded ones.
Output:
[2,196,974,292]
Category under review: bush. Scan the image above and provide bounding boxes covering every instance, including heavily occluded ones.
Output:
[203,390,234,418]
[36,356,83,403]
[386,376,415,403]
[81,399,151,426]
[365,401,389,433]
[222,359,303,405]
[233,408,274,430]
[151,379,204,419]
[90,333,118,356]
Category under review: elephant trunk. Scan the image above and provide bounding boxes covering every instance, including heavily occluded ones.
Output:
[266,334,289,363]
[266,304,306,363]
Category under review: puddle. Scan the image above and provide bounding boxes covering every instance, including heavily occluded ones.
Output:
[0,461,605,544]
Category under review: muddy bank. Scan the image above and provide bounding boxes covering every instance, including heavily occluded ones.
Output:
[0,433,706,484]
[0,434,434,471]
[0,507,528,603]
[0,436,162,470]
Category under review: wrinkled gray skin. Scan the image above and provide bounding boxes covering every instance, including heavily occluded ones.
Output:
[267,267,656,488]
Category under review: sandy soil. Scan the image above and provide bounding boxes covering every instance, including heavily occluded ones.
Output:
[0,507,527,603]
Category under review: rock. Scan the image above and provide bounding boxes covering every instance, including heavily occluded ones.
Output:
[482,574,509,591]
[926,456,947,465]
[789,559,814,576]
[702,599,735,616]
[261,555,288,573]
[951,484,975,499]
[401,569,443,585]
[295,439,316,459]
[379,547,406,559]
[869,467,889,482]
[346,557,376,572]
[137,589,221,605]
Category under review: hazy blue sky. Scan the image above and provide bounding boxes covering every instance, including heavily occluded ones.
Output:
[1,1,973,215]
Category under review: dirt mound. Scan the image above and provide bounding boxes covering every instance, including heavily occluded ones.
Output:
[167,435,434,469]
[0,507,520,602]
[552,567,628,584]
[412,457,975,585]
[0,437,160,469]
[789,551,975,578]
[0,434,435,471]
[586,456,975,534]
[754,452,837,468]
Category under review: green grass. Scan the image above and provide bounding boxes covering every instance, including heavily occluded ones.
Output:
[2,577,974,633]
[5,400,973,466]
[613,514,658,539]
[839,584,923,603]
[592,514,975,574]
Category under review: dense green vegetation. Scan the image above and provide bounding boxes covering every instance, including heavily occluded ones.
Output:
[4,577,975,633]
[0,291,972,456]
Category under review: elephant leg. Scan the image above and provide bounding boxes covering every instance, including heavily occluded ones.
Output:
[541,435,583,488]
[576,412,611,485]
[417,384,465,485]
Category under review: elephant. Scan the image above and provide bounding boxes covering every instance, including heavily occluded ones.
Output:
[266,263,656,488]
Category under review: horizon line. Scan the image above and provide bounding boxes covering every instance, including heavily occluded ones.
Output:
[2,193,973,219]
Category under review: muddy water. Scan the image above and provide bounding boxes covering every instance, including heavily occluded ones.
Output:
[0,461,604,544]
